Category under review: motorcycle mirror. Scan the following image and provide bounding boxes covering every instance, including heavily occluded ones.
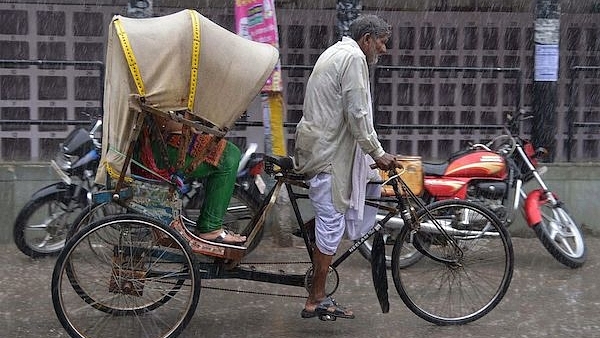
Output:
[535,147,548,158]
[90,119,102,134]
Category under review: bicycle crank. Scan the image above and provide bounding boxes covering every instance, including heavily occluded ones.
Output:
[303,266,339,296]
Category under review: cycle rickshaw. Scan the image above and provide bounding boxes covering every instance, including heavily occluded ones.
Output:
[51,10,514,338]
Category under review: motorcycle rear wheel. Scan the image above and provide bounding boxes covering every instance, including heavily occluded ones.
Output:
[533,203,586,268]
[14,190,88,258]
[67,202,129,239]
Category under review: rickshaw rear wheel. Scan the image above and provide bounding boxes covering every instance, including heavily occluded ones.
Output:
[52,213,200,338]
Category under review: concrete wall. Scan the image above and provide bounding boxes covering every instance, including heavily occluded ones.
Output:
[1,162,599,245]
[1,164,61,244]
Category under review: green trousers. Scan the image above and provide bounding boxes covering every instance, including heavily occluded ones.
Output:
[165,141,241,233]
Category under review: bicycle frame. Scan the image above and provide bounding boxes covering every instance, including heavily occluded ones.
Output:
[192,161,383,286]
[193,155,464,289]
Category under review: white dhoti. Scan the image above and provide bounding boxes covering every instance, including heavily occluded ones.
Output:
[308,173,345,255]
[307,148,382,255]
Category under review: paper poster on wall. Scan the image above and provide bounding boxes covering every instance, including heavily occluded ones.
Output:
[235,0,282,92]
[534,44,559,82]
[235,0,286,156]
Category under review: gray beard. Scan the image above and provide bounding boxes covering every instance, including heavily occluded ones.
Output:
[368,56,379,65]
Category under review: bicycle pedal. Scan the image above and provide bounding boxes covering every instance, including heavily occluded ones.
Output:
[318,314,336,321]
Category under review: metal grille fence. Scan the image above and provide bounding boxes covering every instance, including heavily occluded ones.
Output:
[1,3,600,162]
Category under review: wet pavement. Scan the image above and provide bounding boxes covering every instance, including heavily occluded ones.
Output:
[1,235,599,338]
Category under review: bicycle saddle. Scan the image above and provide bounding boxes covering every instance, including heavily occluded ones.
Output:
[264,154,307,181]
[264,154,294,170]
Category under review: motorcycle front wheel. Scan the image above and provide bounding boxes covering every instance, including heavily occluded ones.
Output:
[14,189,88,258]
[533,203,586,268]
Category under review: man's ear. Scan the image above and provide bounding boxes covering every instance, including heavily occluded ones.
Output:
[357,33,371,47]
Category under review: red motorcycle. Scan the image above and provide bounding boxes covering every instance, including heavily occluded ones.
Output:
[420,110,586,268]
[360,110,586,269]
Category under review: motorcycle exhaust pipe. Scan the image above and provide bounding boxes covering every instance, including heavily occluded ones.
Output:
[376,212,500,238]
[376,214,404,229]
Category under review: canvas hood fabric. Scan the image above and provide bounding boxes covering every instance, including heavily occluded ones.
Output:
[96,9,279,184]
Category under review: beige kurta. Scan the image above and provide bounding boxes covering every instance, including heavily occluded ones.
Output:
[294,37,385,213]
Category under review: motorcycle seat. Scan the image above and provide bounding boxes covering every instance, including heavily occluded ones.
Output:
[423,161,449,176]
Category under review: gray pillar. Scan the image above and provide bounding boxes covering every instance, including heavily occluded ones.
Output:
[127,0,153,18]
[532,0,560,162]
[336,0,362,40]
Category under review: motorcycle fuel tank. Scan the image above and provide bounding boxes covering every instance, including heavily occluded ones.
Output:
[444,150,507,178]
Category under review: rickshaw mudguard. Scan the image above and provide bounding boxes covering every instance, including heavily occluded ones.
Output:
[371,231,390,313]
[96,9,279,185]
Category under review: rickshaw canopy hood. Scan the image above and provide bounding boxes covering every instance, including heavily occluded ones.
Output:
[97,9,279,184]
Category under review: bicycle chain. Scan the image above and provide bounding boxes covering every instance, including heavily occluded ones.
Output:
[200,285,306,299]
[240,260,312,265]
[200,260,313,299]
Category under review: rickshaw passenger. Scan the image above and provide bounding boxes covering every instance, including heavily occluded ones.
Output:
[159,119,246,245]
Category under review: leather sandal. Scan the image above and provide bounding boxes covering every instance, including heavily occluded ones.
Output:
[198,229,246,245]
[300,297,354,320]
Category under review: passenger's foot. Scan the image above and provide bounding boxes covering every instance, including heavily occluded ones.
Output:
[197,229,246,245]
[301,297,354,320]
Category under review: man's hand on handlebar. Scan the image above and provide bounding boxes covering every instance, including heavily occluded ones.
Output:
[373,153,397,171]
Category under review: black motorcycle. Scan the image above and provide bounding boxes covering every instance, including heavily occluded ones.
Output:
[14,114,266,258]
[13,119,102,258]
